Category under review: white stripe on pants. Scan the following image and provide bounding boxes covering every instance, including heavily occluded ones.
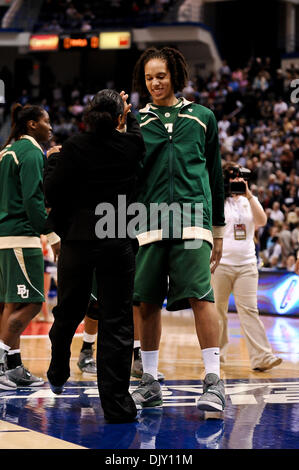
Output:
[211,263,274,369]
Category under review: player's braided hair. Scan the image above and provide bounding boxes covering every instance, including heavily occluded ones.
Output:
[1,103,44,150]
[132,46,189,97]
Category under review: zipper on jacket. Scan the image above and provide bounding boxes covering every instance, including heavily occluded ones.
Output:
[166,102,191,204]
[141,106,188,204]
[167,101,197,203]
[169,137,174,203]
[141,109,175,201]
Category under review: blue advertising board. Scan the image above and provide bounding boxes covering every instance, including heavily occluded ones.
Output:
[228,270,299,316]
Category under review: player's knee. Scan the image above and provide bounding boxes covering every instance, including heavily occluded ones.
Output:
[27,302,42,318]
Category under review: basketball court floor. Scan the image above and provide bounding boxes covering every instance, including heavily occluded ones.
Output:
[0,304,298,452]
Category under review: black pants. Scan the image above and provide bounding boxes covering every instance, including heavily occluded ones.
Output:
[47,239,137,422]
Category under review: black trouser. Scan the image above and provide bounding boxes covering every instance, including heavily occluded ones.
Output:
[47,239,137,422]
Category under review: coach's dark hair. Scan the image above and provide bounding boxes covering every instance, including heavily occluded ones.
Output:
[83,89,124,134]
[1,103,45,150]
[132,46,189,97]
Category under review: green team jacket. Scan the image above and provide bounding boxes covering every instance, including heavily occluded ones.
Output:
[0,135,58,249]
[135,98,225,246]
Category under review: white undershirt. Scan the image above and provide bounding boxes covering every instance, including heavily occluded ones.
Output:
[220,196,257,265]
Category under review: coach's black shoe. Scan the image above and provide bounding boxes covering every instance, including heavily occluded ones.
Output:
[48,380,65,395]
[47,372,65,395]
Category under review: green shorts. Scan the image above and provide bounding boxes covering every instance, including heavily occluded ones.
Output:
[0,248,45,303]
[133,239,214,311]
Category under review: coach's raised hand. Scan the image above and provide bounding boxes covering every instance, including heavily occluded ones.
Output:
[117,90,132,130]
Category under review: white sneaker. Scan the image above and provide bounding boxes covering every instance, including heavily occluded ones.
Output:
[253,356,282,371]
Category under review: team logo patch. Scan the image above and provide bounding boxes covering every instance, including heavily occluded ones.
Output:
[17,284,29,299]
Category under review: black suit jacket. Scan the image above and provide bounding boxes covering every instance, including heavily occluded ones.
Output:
[44,112,145,243]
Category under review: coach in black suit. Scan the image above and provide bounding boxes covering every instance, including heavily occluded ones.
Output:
[44,89,145,423]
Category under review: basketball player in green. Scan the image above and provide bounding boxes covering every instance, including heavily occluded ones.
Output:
[131,47,226,412]
[0,104,60,390]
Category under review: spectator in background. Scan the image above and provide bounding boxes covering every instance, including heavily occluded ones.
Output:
[218,114,231,136]
[252,71,269,94]
[69,99,84,117]
[269,201,285,223]
[286,254,296,272]
[273,97,288,118]
[256,153,273,186]
[282,185,299,214]
[81,20,92,32]
[219,60,231,78]
[291,222,299,252]
[18,89,30,106]
[261,226,282,269]
[279,222,293,266]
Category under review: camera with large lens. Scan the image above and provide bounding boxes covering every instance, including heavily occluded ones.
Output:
[223,165,251,196]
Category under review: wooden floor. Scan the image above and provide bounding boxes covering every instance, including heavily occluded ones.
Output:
[1,307,299,451]
[159,310,299,380]
[19,309,299,383]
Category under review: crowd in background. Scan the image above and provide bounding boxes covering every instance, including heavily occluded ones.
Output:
[1,55,299,273]
[36,0,172,32]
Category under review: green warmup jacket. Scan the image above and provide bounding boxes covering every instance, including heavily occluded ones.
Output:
[0,135,59,249]
[135,97,225,247]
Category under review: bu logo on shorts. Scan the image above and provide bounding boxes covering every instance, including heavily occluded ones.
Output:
[17,285,29,299]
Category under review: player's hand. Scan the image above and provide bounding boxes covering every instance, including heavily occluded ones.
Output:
[210,238,223,274]
[117,90,132,130]
[51,241,61,263]
[47,145,61,158]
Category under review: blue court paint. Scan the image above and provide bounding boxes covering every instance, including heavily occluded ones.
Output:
[1,379,299,449]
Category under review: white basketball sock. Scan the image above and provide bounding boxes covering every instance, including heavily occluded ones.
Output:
[83,332,96,343]
[202,347,220,377]
[7,349,20,355]
[141,350,159,380]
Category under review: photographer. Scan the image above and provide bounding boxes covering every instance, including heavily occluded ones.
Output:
[212,162,282,371]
